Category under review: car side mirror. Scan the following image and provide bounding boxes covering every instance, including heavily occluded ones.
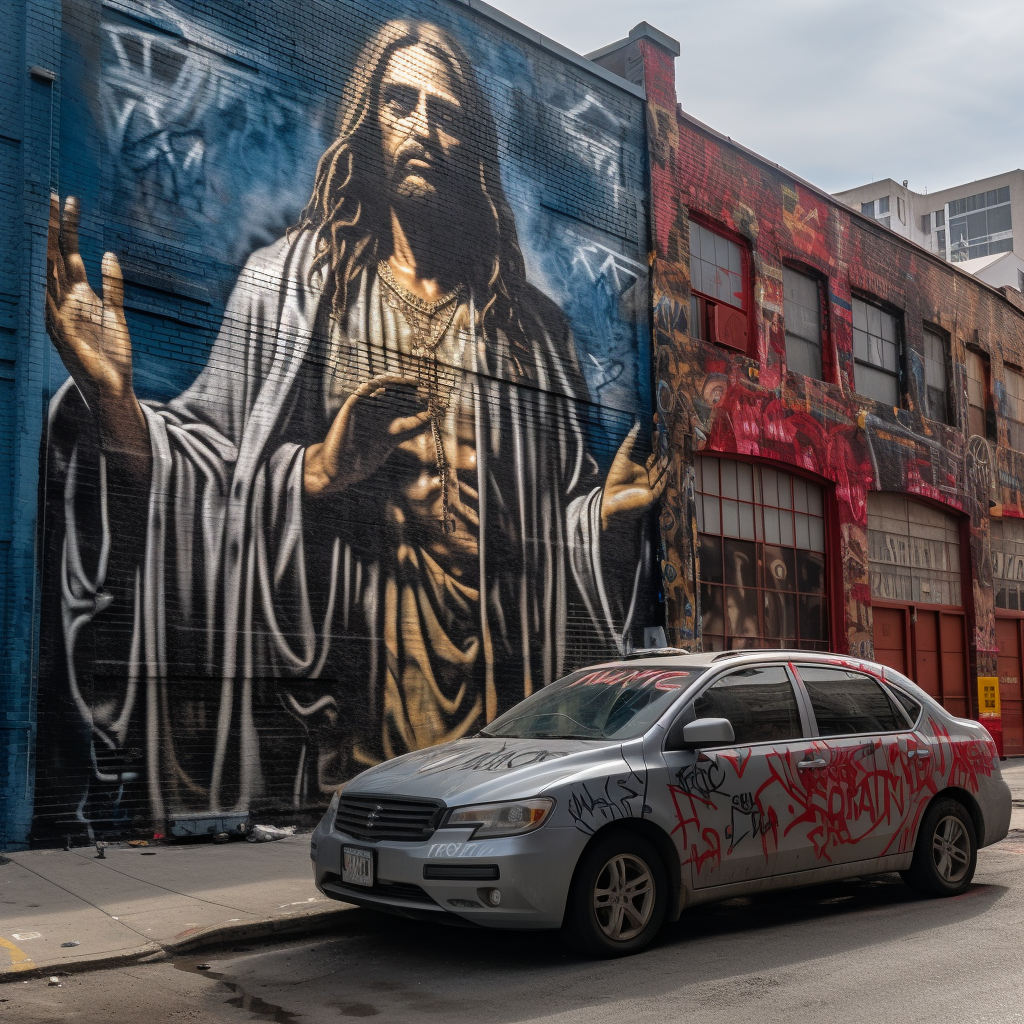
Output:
[675,717,735,751]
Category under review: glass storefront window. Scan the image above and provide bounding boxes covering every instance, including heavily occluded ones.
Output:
[696,456,829,652]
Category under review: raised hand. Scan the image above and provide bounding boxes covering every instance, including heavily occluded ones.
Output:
[304,374,432,496]
[45,194,149,472]
[600,423,669,531]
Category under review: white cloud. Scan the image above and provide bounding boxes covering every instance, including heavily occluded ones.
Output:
[492,0,1024,194]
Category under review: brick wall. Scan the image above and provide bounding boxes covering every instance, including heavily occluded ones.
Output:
[8,0,657,846]
[628,35,1024,744]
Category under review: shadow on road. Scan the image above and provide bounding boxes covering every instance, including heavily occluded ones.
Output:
[194,871,1010,1023]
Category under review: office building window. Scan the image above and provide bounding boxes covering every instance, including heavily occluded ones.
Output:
[937,229,946,256]
[922,328,951,425]
[861,201,874,215]
[689,222,749,351]
[935,209,945,228]
[1018,270,1024,293]
[921,213,932,234]
[948,186,1012,262]
[966,350,992,439]
[896,196,906,224]
[853,297,902,406]
[877,196,890,215]
[783,267,824,380]
[1004,366,1024,450]
[696,456,829,652]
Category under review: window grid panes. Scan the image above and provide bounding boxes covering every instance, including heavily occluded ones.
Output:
[853,297,901,406]
[1004,366,1024,451]
[689,223,745,310]
[867,493,962,606]
[922,328,951,425]
[784,267,823,380]
[696,456,829,653]
[948,186,1012,262]
[966,350,990,438]
[991,517,1024,611]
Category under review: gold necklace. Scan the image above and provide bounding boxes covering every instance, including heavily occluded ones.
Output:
[378,261,465,534]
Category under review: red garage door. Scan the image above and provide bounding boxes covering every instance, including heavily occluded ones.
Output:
[995,617,1024,757]
[868,494,969,718]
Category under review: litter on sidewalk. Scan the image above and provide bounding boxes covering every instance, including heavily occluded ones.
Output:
[247,825,298,843]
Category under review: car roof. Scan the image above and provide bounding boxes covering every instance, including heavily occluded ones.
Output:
[592,647,889,674]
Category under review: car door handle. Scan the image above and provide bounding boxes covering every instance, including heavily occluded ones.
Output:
[797,757,827,770]
[908,749,931,760]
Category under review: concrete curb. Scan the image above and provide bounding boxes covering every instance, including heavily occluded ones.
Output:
[0,902,357,983]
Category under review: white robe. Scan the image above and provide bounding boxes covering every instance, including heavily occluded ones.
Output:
[48,229,645,822]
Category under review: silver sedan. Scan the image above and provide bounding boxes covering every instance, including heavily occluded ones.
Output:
[311,649,1012,956]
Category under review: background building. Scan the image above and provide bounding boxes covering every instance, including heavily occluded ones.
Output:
[834,171,1024,271]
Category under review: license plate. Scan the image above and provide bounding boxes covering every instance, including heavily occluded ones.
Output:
[342,847,374,887]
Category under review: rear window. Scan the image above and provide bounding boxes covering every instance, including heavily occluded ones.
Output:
[887,685,922,724]
[798,666,907,736]
[481,667,700,740]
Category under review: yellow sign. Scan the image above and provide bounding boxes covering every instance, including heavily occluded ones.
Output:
[977,676,1001,718]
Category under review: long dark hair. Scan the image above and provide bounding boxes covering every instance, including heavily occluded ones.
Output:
[294,20,528,334]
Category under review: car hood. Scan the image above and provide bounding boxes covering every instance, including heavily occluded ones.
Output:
[343,736,623,805]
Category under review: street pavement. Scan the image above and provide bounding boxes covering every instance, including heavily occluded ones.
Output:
[1,758,1021,1021]
[3,830,1022,1023]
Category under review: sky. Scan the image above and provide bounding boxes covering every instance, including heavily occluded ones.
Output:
[491,0,1024,196]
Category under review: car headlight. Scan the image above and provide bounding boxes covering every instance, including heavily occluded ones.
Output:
[442,798,555,839]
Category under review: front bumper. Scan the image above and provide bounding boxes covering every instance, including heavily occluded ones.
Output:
[310,815,589,930]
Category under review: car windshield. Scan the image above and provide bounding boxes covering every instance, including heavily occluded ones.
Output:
[481,666,702,740]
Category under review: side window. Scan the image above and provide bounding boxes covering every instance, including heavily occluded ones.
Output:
[798,666,906,735]
[693,666,803,745]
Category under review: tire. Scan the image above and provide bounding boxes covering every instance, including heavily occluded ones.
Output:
[900,797,977,897]
[561,831,667,957]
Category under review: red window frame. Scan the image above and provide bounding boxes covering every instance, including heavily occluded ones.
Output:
[688,216,753,354]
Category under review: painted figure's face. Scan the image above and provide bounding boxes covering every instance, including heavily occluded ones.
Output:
[378,44,464,204]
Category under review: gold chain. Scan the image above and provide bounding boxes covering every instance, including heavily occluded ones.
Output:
[378,261,464,534]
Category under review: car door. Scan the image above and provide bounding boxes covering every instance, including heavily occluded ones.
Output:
[778,663,920,873]
[657,662,813,890]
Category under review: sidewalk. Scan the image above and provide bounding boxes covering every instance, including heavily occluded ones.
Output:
[0,833,353,980]
[1003,757,1024,831]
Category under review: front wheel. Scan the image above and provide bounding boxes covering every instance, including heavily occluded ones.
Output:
[561,831,667,957]
[900,798,977,896]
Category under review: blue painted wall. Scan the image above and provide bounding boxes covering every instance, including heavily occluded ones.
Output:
[4,0,654,846]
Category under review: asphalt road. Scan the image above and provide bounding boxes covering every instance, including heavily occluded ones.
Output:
[5,832,1023,1024]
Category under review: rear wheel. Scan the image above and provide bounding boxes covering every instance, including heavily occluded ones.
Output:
[561,831,667,957]
[900,798,977,896]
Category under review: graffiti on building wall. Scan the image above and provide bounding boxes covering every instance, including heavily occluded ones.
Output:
[35,2,661,838]
[637,34,1017,670]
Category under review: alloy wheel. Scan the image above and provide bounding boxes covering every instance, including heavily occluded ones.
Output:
[593,853,656,941]
[932,814,970,884]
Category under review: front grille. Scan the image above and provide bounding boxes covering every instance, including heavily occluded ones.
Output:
[335,794,444,842]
